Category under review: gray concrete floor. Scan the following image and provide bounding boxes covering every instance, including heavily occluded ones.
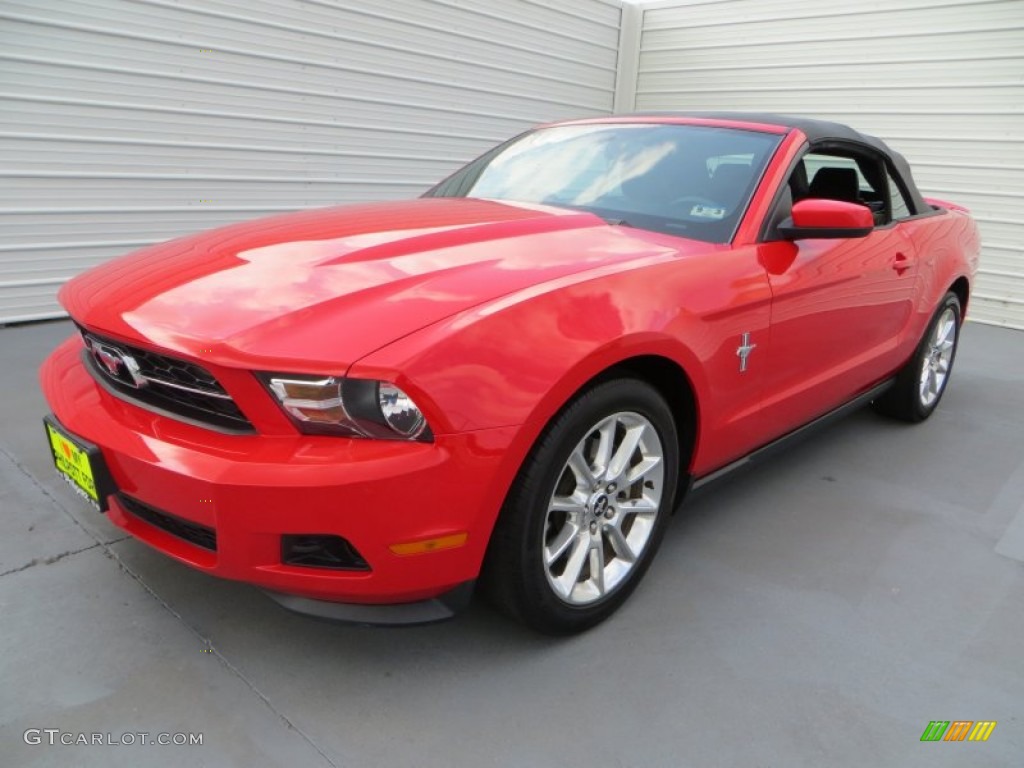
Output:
[1,319,1022,767]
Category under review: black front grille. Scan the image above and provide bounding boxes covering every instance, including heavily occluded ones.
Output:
[118,494,218,552]
[128,345,224,393]
[80,329,253,433]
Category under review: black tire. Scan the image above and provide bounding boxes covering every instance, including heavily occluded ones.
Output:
[481,378,679,635]
[873,292,962,422]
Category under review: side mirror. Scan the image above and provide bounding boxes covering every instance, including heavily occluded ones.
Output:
[778,198,873,240]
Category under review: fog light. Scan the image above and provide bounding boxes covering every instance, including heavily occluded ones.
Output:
[282,534,370,570]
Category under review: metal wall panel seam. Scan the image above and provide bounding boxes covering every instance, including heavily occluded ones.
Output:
[0,55,587,123]
[0,20,612,111]
[885,135,1024,143]
[641,0,1020,19]
[634,106,1024,115]
[969,216,1024,226]
[639,24,1024,51]
[0,240,163,253]
[642,0,1018,30]
[3,7,614,94]
[0,133,461,162]
[301,0,617,71]
[423,0,619,49]
[637,82,1023,93]
[0,206,310,214]
[922,188,1024,199]
[518,0,623,28]
[0,172,432,185]
[973,293,1024,305]
[638,53,1024,74]
[907,161,1024,170]
[613,2,642,113]
[0,277,73,288]
[0,93,503,142]
[0,311,75,325]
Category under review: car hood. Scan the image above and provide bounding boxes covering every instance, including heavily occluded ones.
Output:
[61,198,702,369]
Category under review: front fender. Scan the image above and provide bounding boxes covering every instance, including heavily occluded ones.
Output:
[349,267,709,439]
[350,244,774,550]
[348,265,713,545]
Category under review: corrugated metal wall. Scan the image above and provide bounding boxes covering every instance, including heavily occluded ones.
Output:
[631,0,1024,328]
[0,0,623,324]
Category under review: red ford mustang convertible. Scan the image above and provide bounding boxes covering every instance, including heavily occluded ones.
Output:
[41,114,980,633]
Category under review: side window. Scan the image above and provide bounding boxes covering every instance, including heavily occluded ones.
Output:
[801,150,889,225]
[887,170,912,220]
[764,147,892,239]
[802,154,868,198]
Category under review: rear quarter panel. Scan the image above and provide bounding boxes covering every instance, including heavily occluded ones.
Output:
[900,206,980,343]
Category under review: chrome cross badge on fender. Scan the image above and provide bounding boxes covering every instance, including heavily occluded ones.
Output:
[736,332,757,373]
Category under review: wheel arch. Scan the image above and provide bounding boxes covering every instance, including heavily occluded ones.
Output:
[601,354,699,486]
[949,275,970,319]
[478,349,702,627]
[486,344,703,544]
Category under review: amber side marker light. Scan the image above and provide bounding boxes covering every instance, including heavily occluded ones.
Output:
[389,533,468,556]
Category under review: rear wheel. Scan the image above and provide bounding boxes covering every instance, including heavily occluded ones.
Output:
[482,379,679,634]
[873,292,962,422]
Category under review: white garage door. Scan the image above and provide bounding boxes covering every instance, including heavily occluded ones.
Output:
[0,0,623,324]
[631,0,1024,328]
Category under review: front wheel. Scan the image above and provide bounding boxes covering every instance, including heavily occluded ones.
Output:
[874,292,962,422]
[482,379,679,634]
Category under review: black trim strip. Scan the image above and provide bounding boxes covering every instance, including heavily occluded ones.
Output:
[777,223,873,240]
[689,378,894,495]
[757,138,808,243]
[117,494,218,552]
[264,580,476,626]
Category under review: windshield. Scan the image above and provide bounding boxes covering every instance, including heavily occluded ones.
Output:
[425,123,783,243]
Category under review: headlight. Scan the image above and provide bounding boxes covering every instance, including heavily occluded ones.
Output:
[378,383,427,438]
[259,374,431,441]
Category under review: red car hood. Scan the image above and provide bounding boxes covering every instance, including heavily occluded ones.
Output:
[61,198,698,369]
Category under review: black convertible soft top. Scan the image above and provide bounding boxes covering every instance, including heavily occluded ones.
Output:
[631,111,930,214]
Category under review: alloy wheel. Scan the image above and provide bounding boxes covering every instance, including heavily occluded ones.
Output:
[919,306,957,407]
[542,411,665,605]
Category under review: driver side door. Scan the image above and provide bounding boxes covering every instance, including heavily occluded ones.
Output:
[758,149,919,434]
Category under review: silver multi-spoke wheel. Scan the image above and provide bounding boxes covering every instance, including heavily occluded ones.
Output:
[873,292,961,423]
[484,379,677,633]
[919,306,957,407]
[543,411,664,605]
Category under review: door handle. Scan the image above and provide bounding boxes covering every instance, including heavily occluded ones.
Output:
[892,252,913,276]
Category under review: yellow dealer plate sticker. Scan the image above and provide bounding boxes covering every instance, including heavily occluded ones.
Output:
[45,419,107,511]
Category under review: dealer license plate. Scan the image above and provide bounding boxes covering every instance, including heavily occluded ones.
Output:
[43,416,113,512]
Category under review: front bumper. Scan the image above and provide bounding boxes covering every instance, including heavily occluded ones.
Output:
[41,336,516,613]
